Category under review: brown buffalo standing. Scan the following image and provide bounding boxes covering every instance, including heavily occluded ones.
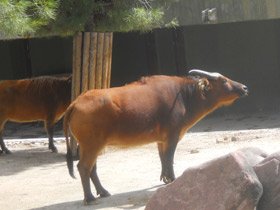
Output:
[63,69,248,204]
[0,75,71,154]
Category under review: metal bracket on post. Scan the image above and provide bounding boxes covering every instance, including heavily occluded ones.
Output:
[202,8,217,24]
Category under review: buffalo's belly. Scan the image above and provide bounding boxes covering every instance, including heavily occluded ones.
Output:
[9,116,45,123]
[8,110,45,123]
[106,130,167,147]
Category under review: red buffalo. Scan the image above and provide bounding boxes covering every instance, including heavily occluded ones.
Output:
[64,69,248,204]
[0,75,71,154]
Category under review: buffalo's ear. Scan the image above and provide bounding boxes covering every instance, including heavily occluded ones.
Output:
[198,79,211,99]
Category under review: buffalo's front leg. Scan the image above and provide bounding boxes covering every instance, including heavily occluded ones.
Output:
[45,121,57,153]
[157,141,178,184]
[0,130,11,154]
[77,162,98,205]
[90,164,110,197]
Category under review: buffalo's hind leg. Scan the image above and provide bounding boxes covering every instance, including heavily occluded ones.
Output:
[90,164,110,197]
[78,146,106,205]
[157,141,178,184]
[77,161,98,205]
[44,120,57,153]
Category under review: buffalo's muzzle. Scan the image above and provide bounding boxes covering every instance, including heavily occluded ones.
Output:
[241,85,249,97]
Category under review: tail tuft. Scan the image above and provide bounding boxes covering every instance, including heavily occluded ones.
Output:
[63,104,76,179]
[66,147,76,179]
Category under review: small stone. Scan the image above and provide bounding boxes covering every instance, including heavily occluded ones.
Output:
[190,149,199,154]
[231,136,238,141]
[216,139,224,144]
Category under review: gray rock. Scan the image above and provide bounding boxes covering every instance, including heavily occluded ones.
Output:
[145,151,263,210]
[255,151,280,210]
[238,147,268,166]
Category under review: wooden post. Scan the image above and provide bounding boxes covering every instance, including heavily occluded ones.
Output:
[70,32,82,157]
[70,32,113,157]
[81,32,90,92]
[102,33,110,89]
[88,33,98,90]
[95,33,104,89]
[107,33,113,88]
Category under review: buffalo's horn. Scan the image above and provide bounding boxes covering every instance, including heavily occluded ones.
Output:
[188,69,222,80]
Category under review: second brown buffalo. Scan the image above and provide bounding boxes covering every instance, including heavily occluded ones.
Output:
[64,69,248,205]
[0,75,71,154]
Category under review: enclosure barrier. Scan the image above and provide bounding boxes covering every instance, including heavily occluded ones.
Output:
[71,32,113,156]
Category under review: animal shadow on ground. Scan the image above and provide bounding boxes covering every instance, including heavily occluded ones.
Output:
[0,148,65,176]
[4,121,64,139]
[30,185,161,210]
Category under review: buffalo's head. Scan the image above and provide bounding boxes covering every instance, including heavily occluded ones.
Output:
[189,69,248,106]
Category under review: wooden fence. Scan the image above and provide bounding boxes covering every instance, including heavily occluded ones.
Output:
[71,32,113,156]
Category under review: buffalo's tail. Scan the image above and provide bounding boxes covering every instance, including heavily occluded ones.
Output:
[63,104,76,179]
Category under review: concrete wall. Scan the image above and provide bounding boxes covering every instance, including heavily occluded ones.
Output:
[166,0,280,26]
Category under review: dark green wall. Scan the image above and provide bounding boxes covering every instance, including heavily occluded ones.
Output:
[112,19,280,115]
[0,37,73,79]
[1,19,280,116]
[29,37,73,76]
[0,40,29,79]
[181,20,280,114]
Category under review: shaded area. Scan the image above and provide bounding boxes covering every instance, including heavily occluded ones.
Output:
[0,147,65,176]
[3,112,280,142]
[4,119,64,140]
[30,186,161,210]
[189,112,280,133]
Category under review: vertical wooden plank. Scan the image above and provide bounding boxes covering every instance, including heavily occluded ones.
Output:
[102,33,110,89]
[81,32,90,92]
[107,32,113,88]
[71,32,82,157]
[71,34,77,101]
[95,33,104,89]
[74,32,82,98]
[89,32,97,90]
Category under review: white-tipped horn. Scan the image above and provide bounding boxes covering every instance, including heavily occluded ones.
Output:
[188,69,222,80]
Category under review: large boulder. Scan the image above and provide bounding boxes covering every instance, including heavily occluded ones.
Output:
[254,151,280,210]
[145,151,263,210]
[238,147,268,166]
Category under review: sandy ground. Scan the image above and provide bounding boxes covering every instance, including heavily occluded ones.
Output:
[1,112,280,210]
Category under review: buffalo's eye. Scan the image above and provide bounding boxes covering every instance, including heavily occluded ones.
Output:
[223,79,227,84]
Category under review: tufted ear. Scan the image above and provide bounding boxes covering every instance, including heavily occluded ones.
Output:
[198,79,211,99]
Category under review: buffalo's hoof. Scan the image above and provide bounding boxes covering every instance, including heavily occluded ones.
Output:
[84,197,99,205]
[4,149,12,154]
[99,190,111,198]
[50,146,58,153]
[0,150,3,155]
[160,175,174,184]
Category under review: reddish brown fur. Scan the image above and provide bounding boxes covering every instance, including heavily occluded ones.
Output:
[0,75,71,154]
[64,73,248,204]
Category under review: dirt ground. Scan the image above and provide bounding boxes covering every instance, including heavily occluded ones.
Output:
[1,112,280,210]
